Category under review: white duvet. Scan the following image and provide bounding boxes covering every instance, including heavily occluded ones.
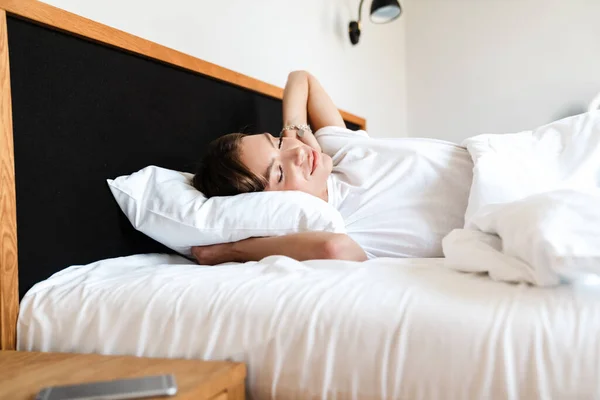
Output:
[18,254,600,399]
[443,111,600,286]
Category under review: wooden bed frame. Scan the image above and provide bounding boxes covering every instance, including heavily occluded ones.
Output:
[0,0,365,351]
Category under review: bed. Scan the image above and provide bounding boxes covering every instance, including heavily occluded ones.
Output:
[2,1,600,399]
[16,254,600,399]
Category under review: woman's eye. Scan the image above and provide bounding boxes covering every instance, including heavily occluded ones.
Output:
[278,166,283,183]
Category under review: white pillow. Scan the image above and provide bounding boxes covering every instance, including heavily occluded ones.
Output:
[107,166,346,256]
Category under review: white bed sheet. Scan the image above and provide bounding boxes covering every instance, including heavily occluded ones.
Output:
[18,254,600,399]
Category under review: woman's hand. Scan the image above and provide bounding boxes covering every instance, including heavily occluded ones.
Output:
[191,242,236,265]
[281,128,322,152]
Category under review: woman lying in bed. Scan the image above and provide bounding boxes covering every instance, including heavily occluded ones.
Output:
[191,71,473,265]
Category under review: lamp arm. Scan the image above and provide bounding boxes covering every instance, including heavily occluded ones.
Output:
[357,0,366,23]
[349,0,366,45]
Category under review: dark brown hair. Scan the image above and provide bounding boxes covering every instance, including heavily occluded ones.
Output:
[192,133,267,198]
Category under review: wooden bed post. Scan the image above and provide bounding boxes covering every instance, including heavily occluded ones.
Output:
[0,8,19,351]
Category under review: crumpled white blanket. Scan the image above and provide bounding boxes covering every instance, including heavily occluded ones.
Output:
[443,111,600,286]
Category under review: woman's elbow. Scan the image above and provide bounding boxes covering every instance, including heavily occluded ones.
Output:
[288,70,310,80]
[322,234,367,262]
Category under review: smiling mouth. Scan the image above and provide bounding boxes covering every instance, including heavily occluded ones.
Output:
[310,149,318,175]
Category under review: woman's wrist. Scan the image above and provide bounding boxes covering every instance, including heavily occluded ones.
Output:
[281,129,296,138]
[280,123,311,138]
[229,239,247,263]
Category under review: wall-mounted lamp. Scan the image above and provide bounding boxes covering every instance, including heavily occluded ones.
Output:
[349,0,402,45]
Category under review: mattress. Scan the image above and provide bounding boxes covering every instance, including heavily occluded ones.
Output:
[18,254,600,399]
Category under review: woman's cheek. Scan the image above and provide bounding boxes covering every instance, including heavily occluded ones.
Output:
[284,175,304,191]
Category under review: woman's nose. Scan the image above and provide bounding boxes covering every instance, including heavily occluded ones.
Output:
[293,147,305,166]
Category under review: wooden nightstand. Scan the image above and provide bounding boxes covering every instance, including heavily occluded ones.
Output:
[0,351,246,400]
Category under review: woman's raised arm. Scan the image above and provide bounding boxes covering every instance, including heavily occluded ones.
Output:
[281,71,346,150]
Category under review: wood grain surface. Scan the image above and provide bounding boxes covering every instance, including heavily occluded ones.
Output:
[0,9,18,352]
[0,351,246,400]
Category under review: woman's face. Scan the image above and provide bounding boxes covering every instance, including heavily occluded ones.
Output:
[239,133,333,201]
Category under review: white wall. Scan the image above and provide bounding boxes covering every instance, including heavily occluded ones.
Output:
[40,0,408,137]
[406,0,600,143]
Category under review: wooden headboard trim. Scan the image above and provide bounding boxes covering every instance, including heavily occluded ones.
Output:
[0,8,18,351]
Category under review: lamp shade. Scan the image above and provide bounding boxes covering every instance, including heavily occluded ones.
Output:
[370,0,402,24]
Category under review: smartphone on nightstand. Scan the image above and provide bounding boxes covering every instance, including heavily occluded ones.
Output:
[35,374,177,400]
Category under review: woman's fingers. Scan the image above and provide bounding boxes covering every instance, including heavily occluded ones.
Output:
[282,129,322,152]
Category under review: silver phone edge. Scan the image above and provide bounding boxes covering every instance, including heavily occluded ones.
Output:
[35,374,178,400]
[163,374,178,395]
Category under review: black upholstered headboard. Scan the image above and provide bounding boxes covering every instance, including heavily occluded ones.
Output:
[0,0,365,348]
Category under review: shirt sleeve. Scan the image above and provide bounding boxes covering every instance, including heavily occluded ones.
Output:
[314,125,370,158]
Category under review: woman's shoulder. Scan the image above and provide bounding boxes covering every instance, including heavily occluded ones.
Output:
[314,125,370,140]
